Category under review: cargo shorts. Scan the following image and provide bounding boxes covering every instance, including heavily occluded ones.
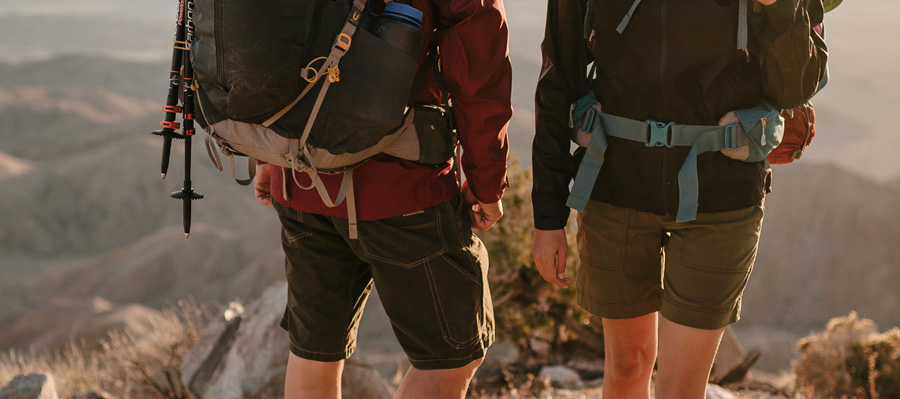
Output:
[576,199,765,330]
[273,196,494,370]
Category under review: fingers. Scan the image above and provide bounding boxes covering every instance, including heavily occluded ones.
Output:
[254,164,274,207]
[532,229,570,288]
[556,247,571,287]
[255,189,273,207]
[720,145,750,161]
[718,111,739,126]
[534,250,569,288]
[468,200,503,231]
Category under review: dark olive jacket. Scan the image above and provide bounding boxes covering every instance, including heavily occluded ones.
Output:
[532,0,827,230]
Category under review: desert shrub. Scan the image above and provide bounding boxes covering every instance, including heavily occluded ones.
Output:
[0,299,210,398]
[794,312,900,399]
[478,159,603,363]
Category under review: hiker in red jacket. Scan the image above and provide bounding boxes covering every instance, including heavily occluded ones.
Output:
[532,0,826,397]
[253,1,511,398]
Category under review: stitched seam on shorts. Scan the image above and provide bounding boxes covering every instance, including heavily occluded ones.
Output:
[425,259,480,349]
[408,346,488,363]
[358,211,448,267]
[678,261,752,274]
[578,254,622,272]
[662,298,737,315]
[290,344,352,357]
[580,291,661,307]
[445,201,483,286]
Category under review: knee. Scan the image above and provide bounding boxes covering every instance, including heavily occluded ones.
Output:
[607,347,655,382]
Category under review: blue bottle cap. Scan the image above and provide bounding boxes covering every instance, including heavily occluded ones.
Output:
[383,2,423,28]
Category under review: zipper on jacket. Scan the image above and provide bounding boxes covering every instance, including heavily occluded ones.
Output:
[658,0,671,214]
[214,0,225,89]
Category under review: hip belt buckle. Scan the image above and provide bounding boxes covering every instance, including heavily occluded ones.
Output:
[645,119,676,148]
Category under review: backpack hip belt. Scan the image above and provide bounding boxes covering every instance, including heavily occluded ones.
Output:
[567,102,782,222]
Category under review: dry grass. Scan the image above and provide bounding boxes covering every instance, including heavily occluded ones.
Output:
[794,312,900,399]
[0,299,211,398]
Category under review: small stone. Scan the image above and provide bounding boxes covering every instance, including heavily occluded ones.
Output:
[538,365,583,389]
[706,383,739,399]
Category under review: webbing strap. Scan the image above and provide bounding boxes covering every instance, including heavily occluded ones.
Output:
[566,113,608,211]
[616,0,643,34]
[261,0,367,128]
[205,134,224,172]
[345,170,357,239]
[226,152,255,186]
[737,0,748,53]
[567,110,748,222]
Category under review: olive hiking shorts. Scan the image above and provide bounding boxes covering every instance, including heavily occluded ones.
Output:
[576,199,765,330]
[274,196,494,370]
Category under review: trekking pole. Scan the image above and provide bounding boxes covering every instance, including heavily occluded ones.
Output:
[169,0,203,238]
[152,0,187,179]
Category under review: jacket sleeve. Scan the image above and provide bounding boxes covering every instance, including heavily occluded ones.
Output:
[433,0,513,204]
[532,0,592,230]
[752,0,828,109]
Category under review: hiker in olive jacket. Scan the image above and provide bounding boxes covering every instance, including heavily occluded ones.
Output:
[531,0,826,397]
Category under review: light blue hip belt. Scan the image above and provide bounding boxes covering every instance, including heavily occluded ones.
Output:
[566,100,783,222]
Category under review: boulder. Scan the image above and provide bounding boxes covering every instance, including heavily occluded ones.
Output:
[0,373,59,399]
[181,282,394,399]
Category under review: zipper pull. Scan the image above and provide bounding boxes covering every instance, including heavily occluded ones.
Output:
[568,103,576,129]
[759,116,767,146]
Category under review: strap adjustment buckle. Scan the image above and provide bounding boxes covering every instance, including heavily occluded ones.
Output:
[335,33,352,52]
[723,123,741,150]
[645,120,676,148]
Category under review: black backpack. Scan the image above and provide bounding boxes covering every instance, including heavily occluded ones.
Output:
[153,0,456,238]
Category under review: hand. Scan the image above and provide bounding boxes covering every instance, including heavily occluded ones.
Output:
[254,163,274,207]
[532,229,571,288]
[461,181,503,231]
[755,0,777,5]
[718,111,750,161]
[574,103,603,147]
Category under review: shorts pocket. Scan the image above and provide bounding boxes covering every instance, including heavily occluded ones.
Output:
[426,253,488,348]
[274,202,312,245]
[357,205,449,267]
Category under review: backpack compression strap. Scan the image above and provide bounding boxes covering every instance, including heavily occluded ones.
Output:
[261,0,368,129]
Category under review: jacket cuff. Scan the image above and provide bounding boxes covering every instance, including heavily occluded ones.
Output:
[532,192,571,230]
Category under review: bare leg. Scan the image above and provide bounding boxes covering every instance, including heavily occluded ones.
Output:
[284,353,344,399]
[655,317,725,399]
[394,358,482,399]
[601,313,658,399]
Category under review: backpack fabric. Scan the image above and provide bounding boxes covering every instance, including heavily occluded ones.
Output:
[187,0,456,238]
[566,0,827,222]
[767,22,828,165]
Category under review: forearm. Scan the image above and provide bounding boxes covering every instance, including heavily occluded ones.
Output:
[435,0,512,203]
[532,0,590,230]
